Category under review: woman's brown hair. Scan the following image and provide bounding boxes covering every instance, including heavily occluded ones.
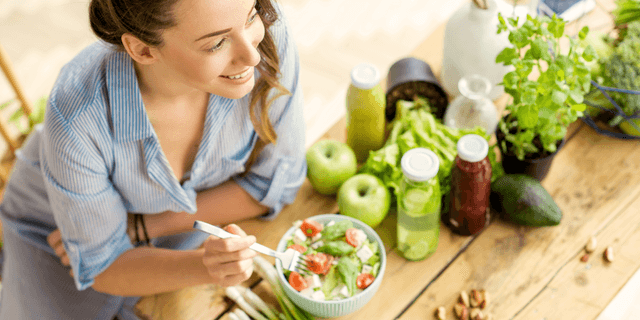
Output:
[89,0,289,173]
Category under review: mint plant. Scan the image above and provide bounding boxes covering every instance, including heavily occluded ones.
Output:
[495,14,596,160]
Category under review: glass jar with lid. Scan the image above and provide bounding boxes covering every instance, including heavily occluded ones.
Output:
[443,74,498,135]
[397,148,441,261]
[444,134,492,235]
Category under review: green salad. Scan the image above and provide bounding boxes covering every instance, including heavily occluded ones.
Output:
[283,218,381,301]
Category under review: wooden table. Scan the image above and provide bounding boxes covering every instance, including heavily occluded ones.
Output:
[136,3,640,319]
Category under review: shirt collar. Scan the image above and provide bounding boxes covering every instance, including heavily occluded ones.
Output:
[105,50,154,142]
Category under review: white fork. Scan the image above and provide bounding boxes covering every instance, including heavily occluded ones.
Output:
[193,220,309,274]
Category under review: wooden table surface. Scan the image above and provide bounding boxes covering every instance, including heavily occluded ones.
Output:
[135,3,640,320]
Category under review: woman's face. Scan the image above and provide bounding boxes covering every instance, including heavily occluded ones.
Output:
[156,0,265,99]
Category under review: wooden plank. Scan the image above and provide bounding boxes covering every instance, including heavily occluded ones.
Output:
[135,284,227,320]
[516,188,640,319]
[597,266,640,320]
[595,0,617,14]
[566,1,615,34]
[398,125,640,319]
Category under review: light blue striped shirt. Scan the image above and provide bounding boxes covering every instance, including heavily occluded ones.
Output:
[0,12,305,291]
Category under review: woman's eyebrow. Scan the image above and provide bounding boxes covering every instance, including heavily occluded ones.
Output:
[194,0,258,42]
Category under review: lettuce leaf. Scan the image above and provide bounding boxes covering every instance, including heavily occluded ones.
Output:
[358,97,505,211]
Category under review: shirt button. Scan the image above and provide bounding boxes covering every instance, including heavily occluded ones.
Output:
[282,163,289,170]
[193,167,202,176]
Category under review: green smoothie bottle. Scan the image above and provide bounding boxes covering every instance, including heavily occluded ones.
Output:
[346,63,386,163]
[397,148,442,261]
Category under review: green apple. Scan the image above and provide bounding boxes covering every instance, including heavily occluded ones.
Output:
[306,139,358,195]
[337,174,390,228]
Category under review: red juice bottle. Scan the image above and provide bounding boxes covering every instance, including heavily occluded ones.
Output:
[446,134,492,235]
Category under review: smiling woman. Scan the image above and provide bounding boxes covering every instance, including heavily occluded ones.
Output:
[0,0,306,319]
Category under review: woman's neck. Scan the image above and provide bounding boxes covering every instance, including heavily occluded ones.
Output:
[134,61,206,108]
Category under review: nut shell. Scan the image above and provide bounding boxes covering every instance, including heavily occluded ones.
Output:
[459,291,470,308]
[585,236,597,253]
[580,253,590,263]
[453,303,469,320]
[604,247,614,262]
[470,289,482,308]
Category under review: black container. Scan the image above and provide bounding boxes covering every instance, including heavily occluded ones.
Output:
[496,130,565,182]
[386,57,448,121]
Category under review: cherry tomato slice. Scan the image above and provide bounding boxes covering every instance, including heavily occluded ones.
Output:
[300,219,323,238]
[287,244,307,254]
[356,273,375,290]
[306,253,334,275]
[345,228,363,248]
[288,271,308,292]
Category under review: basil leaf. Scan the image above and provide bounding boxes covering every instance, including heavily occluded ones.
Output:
[336,257,359,296]
[322,220,353,241]
[317,241,355,256]
[321,267,342,299]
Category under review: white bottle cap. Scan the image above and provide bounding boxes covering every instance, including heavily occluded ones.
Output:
[401,148,440,182]
[350,63,381,90]
[457,134,489,163]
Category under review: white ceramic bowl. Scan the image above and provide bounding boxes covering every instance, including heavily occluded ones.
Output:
[275,214,387,318]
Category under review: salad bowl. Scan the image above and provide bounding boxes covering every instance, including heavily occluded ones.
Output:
[275,214,387,318]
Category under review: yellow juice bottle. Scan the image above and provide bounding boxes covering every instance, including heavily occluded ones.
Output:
[346,63,386,163]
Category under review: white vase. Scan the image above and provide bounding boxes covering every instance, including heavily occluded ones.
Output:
[441,0,513,100]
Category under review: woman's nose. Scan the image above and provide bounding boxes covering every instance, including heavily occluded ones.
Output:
[234,32,262,67]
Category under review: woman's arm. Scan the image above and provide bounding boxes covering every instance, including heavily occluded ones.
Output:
[143,180,269,239]
[49,224,257,296]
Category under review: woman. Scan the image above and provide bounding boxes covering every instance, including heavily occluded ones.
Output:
[0,0,305,318]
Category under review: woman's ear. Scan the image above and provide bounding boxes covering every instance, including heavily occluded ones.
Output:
[121,33,159,65]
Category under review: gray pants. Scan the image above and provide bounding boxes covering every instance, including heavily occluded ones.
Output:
[0,228,209,320]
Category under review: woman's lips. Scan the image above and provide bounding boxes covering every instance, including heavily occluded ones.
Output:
[221,68,252,80]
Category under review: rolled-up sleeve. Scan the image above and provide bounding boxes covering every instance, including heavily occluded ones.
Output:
[233,13,306,219]
[40,95,132,291]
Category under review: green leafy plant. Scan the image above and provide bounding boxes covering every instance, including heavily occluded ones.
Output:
[613,0,640,27]
[495,14,596,160]
[0,96,47,137]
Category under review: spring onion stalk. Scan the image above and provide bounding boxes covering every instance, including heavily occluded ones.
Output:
[253,256,315,320]
[238,286,281,320]
[228,312,241,320]
[226,286,269,320]
[233,309,251,320]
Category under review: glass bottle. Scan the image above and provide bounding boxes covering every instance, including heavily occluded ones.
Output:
[397,148,441,261]
[443,74,498,135]
[346,63,386,163]
[445,134,492,235]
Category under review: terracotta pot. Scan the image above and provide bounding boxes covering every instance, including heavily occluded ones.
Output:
[496,126,565,182]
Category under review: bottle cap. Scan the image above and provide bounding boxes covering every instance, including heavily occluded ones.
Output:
[457,134,489,163]
[458,74,492,100]
[401,148,440,182]
[351,63,381,90]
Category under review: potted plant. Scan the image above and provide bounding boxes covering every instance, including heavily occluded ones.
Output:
[581,4,640,139]
[494,13,596,181]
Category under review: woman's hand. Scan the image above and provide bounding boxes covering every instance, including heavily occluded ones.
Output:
[47,229,70,267]
[201,224,257,287]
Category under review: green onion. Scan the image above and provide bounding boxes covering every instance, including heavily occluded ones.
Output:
[238,286,281,320]
[226,287,269,320]
[233,309,252,320]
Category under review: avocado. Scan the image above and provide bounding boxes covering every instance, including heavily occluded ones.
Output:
[490,174,562,226]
